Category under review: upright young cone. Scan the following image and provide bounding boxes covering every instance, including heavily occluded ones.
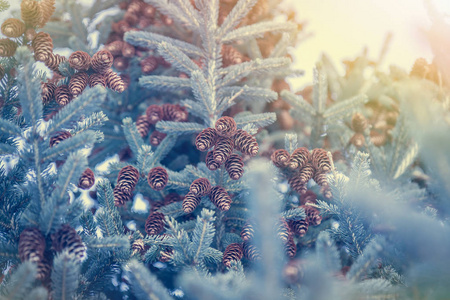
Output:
[147,167,169,191]
[18,228,46,263]
[145,212,166,235]
[222,243,244,267]
[209,186,232,211]
[1,18,26,38]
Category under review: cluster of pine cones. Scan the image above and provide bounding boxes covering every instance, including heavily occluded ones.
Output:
[195,116,258,179]
[271,147,332,198]
[18,224,85,284]
[348,110,397,148]
[114,165,169,206]
[136,103,188,145]
[183,178,233,213]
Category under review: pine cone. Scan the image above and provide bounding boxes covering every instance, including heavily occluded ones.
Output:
[51,224,86,262]
[140,56,158,74]
[32,32,53,62]
[0,38,17,57]
[271,149,290,168]
[302,205,322,226]
[69,72,89,96]
[41,82,56,104]
[55,85,73,106]
[311,149,331,173]
[182,192,201,213]
[18,228,46,263]
[136,115,151,137]
[114,186,133,206]
[149,131,167,146]
[124,12,139,26]
[288,174,307,195]
[215,116,237,137]
[45,53,66,74]
[147,167,169,191]
[276,218,290,243]
[223,243,243,267]
[162,104,188,122]
[1,18,26,38]
[78,168,95,190]
[298,163,315,184]
[145,212,166,235]
[105,41,124,56]
[36,255,52,281]
[233,129,259,157]
[209,186,232,211]
[49,131,72,147]
[289,219,309,237]
[159,247,173,262]
[213,136,234,163]
[300,190,317,205]
[91,50,114,73]
[113,56,129,71]
[111,20,131,34]
[285,235,297,258]
[131,239,145,256]
[88,73,106,88]
[121,42,135,58]
[21,0,43,27]
[242,241,261,261]
[117,165,140,193]
[146,105,164,124]
[350,132,365,148]
[38,0,56,27]
[127,1,144,15]
[195,127,217,151]
[221,45,249,67]
[351,113,367,133]
[240,222,255,241]
[225,153,244,180]
[313,171,329,187]
[105,69,125,92]
[289,147,309,170]
[189,178,211,196]
[206,150,221,170]
[68,51,91,71]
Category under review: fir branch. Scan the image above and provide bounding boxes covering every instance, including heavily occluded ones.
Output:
[322,94,368,122]
[269,33,291,58]
[124,31,203,57]
[122,117,145,156]
[0,119,22,137]
[219,86,278,103]
[156,121,205,135]
[234,112,276,128]
[218,0,258,37]
[149,134,177,168]
[68,112,109,136]
[139,76,191,91]
[145,0,198,32]
[284,133,298,154]
[51,251,80,300]
[392,143,419,179]
[348,237,385,281]
[280,90,316,119]
[137,145,154,174]
[27,287,49,300]
[222,22,297,43]
[41,131,97,163]
[1,262,37,300]
[181,99,210,120]
[189,209,216,263]
[165,216,191,264]
[126,260,174,300]
[0,143,16,155]
[191,70,216,118]
[280,207,306,221]
[96,179,124,237]
[85,236,130,250]
[157,42,201,76]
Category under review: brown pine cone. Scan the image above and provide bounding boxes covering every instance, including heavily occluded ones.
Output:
[196,128,217,151]
[0,38,17,57]
[146,105,164,124]
[41,82,56,104]
[32,32,53,62]
[162,104,188,122]
[136,115,151,137]
[221,45,249,67]
[242,241,261,261]
[117,165,140,193]
[69,72,89,96]
[21,0,43,28]
[38,0,56,27]
[240,222,255,241]
[121,42,135,58]
[149,131,167,146]
[233,129,259,157]
[302,205,322,226]
[285,235,297,258]
[288,174,307,195]
[189,178,211,196]
[45,53,66,74]
[140,56,158,74]
[36,255,52,281]
[88,73,106,88]
[91,50,114,74]
[147,167,169,191]
[213,136,234,163]
[298,163,315,184]
[313,171,329,187]
[222,243,243,267]
[55,85,73,106]
[105,41,125,56]
[1,18,26,38]
[18,228,46,263]
[289,219,309,237]
[300,190,317,205]
[114,186,133,206]
[68,51,91,71]
[105,69,125,93]
[289,147,309,170]
[145,212,166,235]
[206,150,221,170]
[182,191,201,213]
[78,168,95,190]
[124,12,139,26]
[311,149,331,173]
[271,149,290,168]
[225,153,244,180]
[209,186,232,211]
[51,224,86,262]
[215,116,237,137]
[131,239,145,256]
[276,218,290,243]
[351,113,367,133]
[111,20,131,34]
[49,131,72,147]
[159,247,173,262]
[113,56,129,71]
